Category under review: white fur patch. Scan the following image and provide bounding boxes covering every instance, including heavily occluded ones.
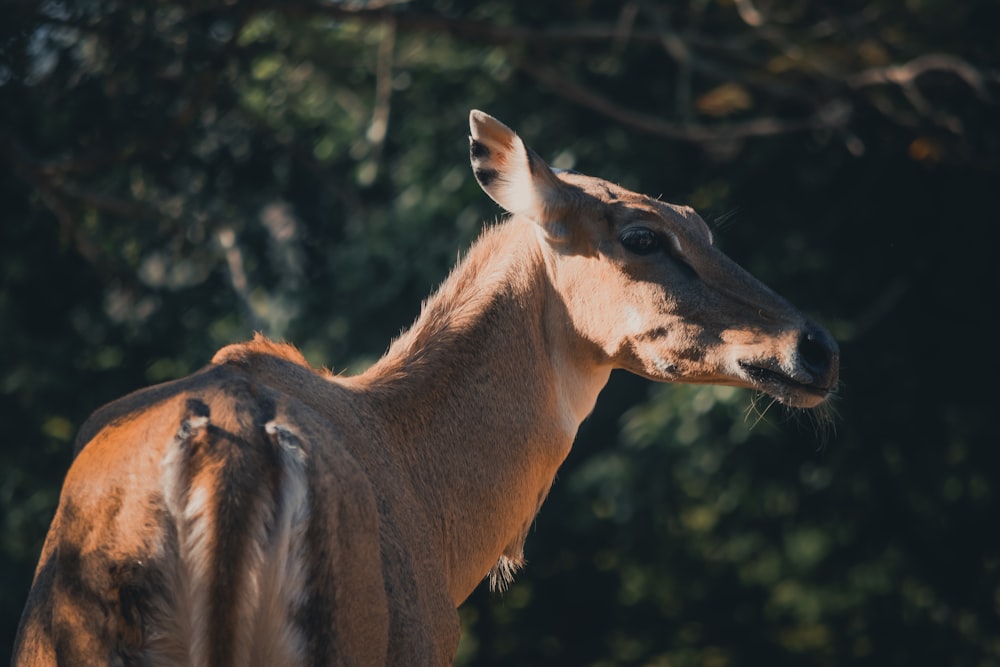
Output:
[150,415,311,666]
[155,419,215,667]
[242,422,311,667]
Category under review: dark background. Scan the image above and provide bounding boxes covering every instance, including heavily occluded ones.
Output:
[2,1,998,664]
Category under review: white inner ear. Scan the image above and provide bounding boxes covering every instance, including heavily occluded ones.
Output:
[498,154,545,218]
[478,135,546,218]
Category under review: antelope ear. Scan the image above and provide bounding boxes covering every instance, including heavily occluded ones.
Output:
[469,110,565,222]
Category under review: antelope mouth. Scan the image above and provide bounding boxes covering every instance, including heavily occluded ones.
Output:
[738,361,833,407]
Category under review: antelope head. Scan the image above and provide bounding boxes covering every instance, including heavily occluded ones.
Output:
[469,110,839,409]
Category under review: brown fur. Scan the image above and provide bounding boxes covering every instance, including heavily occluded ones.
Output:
[14,111,838,665]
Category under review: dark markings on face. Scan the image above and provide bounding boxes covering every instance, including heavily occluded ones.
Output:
[674,345,707,363]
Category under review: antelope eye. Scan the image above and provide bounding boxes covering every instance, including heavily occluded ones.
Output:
[619,227,661,255]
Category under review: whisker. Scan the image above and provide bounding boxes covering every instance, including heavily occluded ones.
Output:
[801,394,841,450]
[711,208,741,231]
[745,392,778,430]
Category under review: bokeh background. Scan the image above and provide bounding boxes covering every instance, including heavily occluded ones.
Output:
[2,1,998,664]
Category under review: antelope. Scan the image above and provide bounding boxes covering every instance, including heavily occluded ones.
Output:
[13,110,839,665]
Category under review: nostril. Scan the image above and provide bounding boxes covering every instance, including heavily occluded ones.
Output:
[797,325,839,381]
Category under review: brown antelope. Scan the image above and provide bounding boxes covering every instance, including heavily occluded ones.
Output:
[13,110,838,665]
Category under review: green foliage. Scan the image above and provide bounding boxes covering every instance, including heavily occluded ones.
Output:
[2,0,998,663]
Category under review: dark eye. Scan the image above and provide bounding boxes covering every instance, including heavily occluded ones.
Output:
[619,227,661,255]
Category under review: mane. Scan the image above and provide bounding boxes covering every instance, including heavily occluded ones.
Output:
[369,217,542,380]
[366,217,545,589]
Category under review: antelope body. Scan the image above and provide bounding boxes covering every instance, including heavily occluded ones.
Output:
[13,111,839,665]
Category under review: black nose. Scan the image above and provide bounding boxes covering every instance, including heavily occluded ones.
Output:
[797,323,840,387]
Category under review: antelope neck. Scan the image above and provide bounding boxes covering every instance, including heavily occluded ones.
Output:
[362,218,610,601]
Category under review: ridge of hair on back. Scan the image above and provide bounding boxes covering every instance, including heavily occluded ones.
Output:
[211,332,313,369]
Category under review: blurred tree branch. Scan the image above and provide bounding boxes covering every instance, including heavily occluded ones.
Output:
[4,0,998,269]
[517,60,852,144]
[272,1,999,154]
[8,0,997,176]
[0,134,114,278]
